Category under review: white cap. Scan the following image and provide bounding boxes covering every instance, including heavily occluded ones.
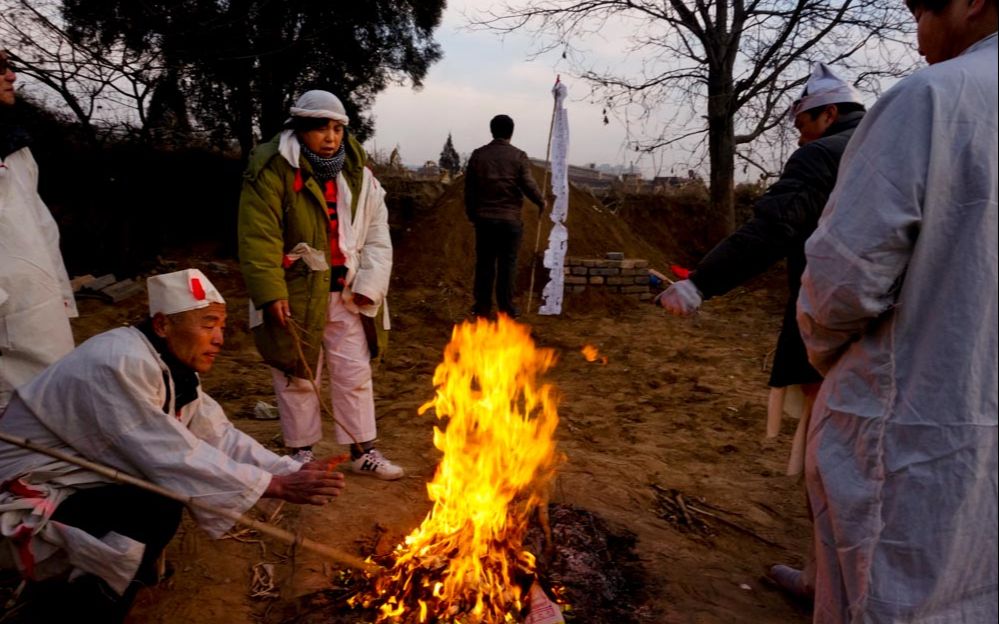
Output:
[147,269,225,316]
[286,90,350,125]
[790,62,863,117]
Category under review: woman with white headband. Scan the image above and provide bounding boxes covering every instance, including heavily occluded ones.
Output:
[238,90,402,480]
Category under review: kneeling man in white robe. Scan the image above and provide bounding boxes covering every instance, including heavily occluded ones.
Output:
[0,269,346,622]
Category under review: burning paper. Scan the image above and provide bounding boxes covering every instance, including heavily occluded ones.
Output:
[580,344,608,365]
[353,316,562,622]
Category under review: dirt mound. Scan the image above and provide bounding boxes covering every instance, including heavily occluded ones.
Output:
[611,190,714,265]
[388,166,683,296]
[599,183,760,264]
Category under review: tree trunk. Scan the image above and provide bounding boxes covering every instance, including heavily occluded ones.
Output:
[706,64,737,247]
[255,0,289,140]
[234,80,256,161]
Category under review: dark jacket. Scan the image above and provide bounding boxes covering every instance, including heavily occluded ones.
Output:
[690,110,865,387]
[464,138,545,223]
[0,110,30,159]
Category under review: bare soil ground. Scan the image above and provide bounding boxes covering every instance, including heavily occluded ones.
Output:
[9,173,816,624]
[58,249,812,624]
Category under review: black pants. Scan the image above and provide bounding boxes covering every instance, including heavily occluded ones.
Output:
[17,485,183,624]
[473,219,523,316]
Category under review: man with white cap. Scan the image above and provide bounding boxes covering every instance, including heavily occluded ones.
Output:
[797,1,997,621]
[655,62,866,598]
[0,269,345,622]
[239,90,403,479]
[0,46,77,411]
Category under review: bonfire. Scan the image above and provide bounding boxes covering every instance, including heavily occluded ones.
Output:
[350,315,562,622]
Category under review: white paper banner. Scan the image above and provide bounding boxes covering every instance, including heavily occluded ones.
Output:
[538,80,570,316]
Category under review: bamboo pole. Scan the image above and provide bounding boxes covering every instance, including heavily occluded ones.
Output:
[0,430,382,574]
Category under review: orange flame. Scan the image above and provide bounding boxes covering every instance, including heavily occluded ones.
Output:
[581,344,608,365]
[354,315,561,622]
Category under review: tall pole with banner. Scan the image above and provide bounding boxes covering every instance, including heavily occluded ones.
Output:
[538,79,569,316]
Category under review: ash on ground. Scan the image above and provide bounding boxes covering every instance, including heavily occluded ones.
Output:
[275,504,648,623]
[525,503,649,623]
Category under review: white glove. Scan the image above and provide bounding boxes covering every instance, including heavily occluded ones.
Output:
[654,279,703,316]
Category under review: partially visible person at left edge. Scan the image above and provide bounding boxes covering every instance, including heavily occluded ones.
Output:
[0,46,77,411]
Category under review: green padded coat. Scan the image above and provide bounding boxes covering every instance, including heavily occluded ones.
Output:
[238,132,388,378]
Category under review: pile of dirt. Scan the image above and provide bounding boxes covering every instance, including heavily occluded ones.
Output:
[600,184,761,264]
[388,166,684,296]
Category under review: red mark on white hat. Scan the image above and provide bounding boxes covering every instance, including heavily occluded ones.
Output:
[191,277,206,300]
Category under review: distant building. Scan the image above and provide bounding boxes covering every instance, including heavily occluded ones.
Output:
[618,172,645,192]
[651,176,687,191]
[528,158,624,191]
[416,160,440,178]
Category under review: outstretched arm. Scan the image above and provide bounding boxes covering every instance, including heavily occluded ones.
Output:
[692,142,839,299]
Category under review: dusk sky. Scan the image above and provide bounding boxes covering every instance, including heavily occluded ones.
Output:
[365,1,911,180]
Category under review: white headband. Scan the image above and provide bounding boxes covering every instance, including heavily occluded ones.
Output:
[147,269,225,317]
[286,90,350,125]
[791,62,863,117]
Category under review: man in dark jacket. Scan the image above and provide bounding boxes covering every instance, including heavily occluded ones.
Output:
[655,62,866,599]
[465,114,546,318]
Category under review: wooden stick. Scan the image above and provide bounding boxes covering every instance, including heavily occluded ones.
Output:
[674,492,697,529]
[684,503,780,548]
[0,430,382,574]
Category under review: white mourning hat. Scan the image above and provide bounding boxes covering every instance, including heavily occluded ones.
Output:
[286,90,350,125]
[147,269,225,316]
[791,62,863,117]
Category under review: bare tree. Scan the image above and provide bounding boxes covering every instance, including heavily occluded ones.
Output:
[476,1,917,241]
[0,0,162,143]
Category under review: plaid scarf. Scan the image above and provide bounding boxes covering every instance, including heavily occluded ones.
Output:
[300,141,346,183]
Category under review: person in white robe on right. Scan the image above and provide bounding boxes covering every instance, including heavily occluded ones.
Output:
[796,1,998,621]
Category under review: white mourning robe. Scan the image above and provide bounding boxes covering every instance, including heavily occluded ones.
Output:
[0,327,301,593]
[0,146,77,409]
[797,34,998,623]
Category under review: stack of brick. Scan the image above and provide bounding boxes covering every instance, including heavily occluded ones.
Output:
[563,253,653,301]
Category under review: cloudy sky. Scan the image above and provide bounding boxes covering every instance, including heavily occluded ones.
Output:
[366,1,919,180]
[365,1,656,175]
